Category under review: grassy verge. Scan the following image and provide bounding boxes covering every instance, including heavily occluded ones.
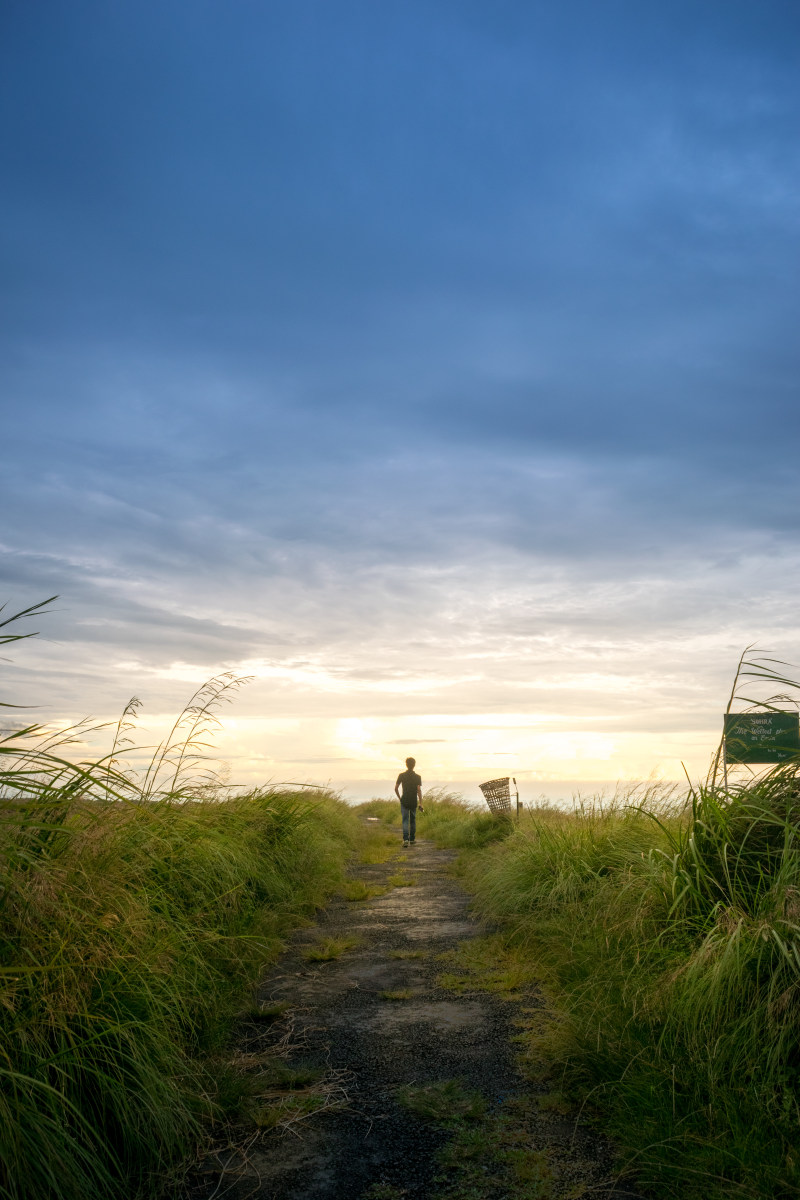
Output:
[418,778,800,1199]
[0,599,365,1199]
[358,791,513,850]
[0,785,360,1200]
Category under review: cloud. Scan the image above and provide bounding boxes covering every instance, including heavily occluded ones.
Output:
[386,739,449,745]
[2,1,799,789]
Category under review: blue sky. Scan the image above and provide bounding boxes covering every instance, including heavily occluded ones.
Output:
[2,1,799,796]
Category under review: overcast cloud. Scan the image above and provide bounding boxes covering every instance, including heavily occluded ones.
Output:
[2,1,799,797]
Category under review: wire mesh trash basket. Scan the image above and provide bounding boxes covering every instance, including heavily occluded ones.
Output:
[479,776,520,820]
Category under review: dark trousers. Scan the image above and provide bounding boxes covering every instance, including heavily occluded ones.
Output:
[400,804,416,842]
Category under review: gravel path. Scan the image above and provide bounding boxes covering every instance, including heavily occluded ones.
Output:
[183,829,644,1200]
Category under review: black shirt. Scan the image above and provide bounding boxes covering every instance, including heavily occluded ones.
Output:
[396,769,422,808]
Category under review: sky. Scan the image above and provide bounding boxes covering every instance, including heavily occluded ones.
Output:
[2,1,799,802]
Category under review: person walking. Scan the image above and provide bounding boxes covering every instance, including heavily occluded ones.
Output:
[394,756,424,847]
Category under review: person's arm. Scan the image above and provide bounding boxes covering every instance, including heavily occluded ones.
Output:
[394,774,402,801]
[417,779,424,812]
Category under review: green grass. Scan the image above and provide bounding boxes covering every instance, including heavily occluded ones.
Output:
[397,1078,486,1123]
[437,935,538,1000]
[430,1088,604,1200]
[417,788,515,849]
[243,1054,349,1133]
[8,606,800,1199]
[356,820,404,864]
[387,871,417,887]
[421,775,800,1198]
[254,1058,324,1091]
[213,1048,347,1135]
[380,988,414,1001]
[341,879,388,901]
[0,599,363,1200]
[251,1091,330,1129]
[356,798,402,825]
[302,935,360,961]
[242,1001,290,1022]
[0,785,360,1200]
[355,791,514,851]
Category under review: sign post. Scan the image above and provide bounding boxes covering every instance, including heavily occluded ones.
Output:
[723,712,800,781]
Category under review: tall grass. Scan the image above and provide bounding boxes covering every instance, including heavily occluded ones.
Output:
[425,768,800,1197]
[0,601,360,1200]
[358,790,513,849]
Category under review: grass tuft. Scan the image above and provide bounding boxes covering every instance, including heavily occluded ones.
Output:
[244,1002,289,1022]
[341,879,387,901]
[437,935,538,1001]
[397,1078,486,1123]
[303,935,360,962]
[387,872,417,888]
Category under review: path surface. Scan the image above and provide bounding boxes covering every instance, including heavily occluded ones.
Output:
[182,831,640,1200]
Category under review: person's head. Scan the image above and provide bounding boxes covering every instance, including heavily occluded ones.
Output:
[405,756,416,769]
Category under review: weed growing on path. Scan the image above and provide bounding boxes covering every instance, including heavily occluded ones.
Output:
[437,935,538,1002]
[303,935,360,961]
[243,1002,290,1022]
[387,872,417,887]
[397,1079,486,1123]
[249,1059,352,1132]
[341,879,388,901]
[380,989,415,1001]
[356,819,403,864]
[361,1185,407,1200]
[255,1059,324,1091]
[432,1099,557,1200]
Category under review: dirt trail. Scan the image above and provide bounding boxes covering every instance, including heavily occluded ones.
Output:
[183,830,643,1200]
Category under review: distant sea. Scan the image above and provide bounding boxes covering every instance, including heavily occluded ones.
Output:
[332,778,681,808]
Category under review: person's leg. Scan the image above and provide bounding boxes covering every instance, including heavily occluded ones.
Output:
[401,804,410,843]
[409,808,416,843]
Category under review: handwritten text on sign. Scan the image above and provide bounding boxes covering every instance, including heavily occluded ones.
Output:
[723,712,800,764]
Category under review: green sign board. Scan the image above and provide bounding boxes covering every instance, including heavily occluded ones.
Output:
[724,712,800,764]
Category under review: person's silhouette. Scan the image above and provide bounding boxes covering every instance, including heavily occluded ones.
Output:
[394,756,423,846]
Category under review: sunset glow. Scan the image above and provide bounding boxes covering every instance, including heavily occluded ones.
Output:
[3,3,799,802]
